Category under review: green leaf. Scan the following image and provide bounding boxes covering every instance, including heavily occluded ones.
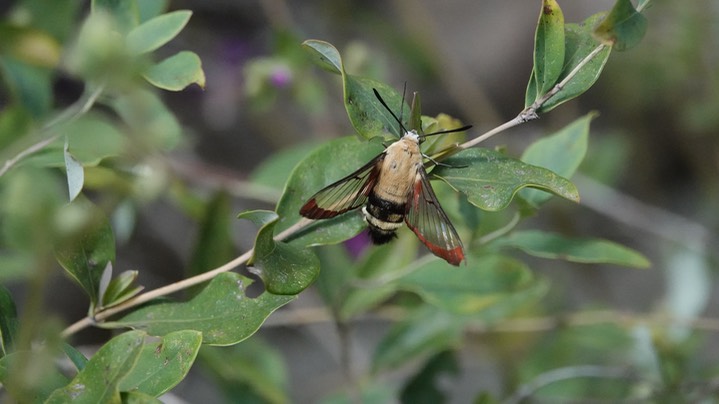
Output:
[102,270,143,309]
[496,230,651,268]
[22,115,126,168]
[276,136,385,247]
[302,39,343,74]
[432,148,580,211]
[91,0,140,34]
[338,235,418,320]
[46,330,145,403]
[126,10,192,55]
[343,76,408,140]
[138,0,169,23]
[62,343,89,371]
[112,88,182,150]
[301,39,408,140]
[54,197,116,307]
[122,391,162,403]
[142,50,206,91]
[540,13,612,113]
[188,191,235,281]
[0,57,52,118]
[115,272,294,346]
[238,210,320,295]
[0,350,69,403]
[520,113,594,206]
[64,141,84,201]
[527,0,566,105]
[200,338,289,404]
[250,141,321,191]
[594,0,648,51]
[0,285,18,357]
[373,305,464,372]
[395,254,542,315]
[118,330,202,397]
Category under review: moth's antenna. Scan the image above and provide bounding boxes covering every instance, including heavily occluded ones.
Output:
[420,124,473,139]
[399,82,407,137]
[373,88,408,136]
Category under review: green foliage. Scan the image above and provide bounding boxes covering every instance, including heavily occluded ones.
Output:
[114,273,294,345]
[5,0,705,402]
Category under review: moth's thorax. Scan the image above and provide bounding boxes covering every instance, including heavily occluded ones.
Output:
[374,132,422,204]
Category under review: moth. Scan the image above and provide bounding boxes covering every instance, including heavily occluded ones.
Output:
[300,89,471,266]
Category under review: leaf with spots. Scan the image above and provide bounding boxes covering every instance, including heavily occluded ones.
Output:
[46,330,145,403]
[432,148,579,211]
[54,197,116,309]
[118,330,202,397]
[238,210,320,295]
[276,136,384,247]
[302,39,408,140]
[113,273,294,346]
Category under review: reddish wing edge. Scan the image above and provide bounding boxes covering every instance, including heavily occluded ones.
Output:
[405,168,465,266]
[300,154,385,219]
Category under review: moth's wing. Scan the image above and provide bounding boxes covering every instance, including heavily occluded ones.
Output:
[405,167,465,265]
[300,153,385,219]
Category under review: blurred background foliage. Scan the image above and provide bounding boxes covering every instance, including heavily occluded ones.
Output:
[0,0,718,402]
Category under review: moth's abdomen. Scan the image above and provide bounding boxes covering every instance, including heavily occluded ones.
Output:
[362,193,406,245]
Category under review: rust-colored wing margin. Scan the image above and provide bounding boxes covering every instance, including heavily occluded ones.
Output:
[300,154,385,219]
[405,168,464,265]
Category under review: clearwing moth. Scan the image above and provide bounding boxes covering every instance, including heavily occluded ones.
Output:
[299,88,471,266]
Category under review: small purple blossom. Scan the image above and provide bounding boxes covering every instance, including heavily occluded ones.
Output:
[269,64,293,88]
[344,230,372,259]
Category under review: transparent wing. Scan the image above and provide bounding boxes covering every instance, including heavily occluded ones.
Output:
[300,154,384,219]
[405,168,465,265]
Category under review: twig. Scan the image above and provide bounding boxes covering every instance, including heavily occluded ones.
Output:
[503,365,638,404]
[61,217,313,338]
[459,43,608,150]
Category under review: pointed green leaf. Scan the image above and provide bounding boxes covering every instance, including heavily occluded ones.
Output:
[64,142,84,202]
[529,0,566,103]
[115,272,294,346]
[238,210,320,295]
[62,344,89,371]
[520,113,594,206]
[0,285,18,357]
[46,331,145,403]
[301,39,408,140]
[138,0,169,23]
[373,305,464,372]
[102,270,144,308]
[143,51,205,91]
[496,230,651,268]
[188,192,235,280]
[0,57,52,118]
[302,39,343,74]
[540,13,612,112]
[126,10,192,55]
[276,136,385,247]
[432,148,579,211]
[122,391,162,403]
[118,330,202,397]
[396,254,544,315]
[344,76,409,140]
[54,198,116,306]
[594,0,648,51]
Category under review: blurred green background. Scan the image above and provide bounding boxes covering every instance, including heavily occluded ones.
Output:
[1,0,717,402]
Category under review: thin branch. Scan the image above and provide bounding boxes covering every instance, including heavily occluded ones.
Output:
[503,365,638,404]
[0,83,105,178]
[61,217,314,338]
[459,43,608,150]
